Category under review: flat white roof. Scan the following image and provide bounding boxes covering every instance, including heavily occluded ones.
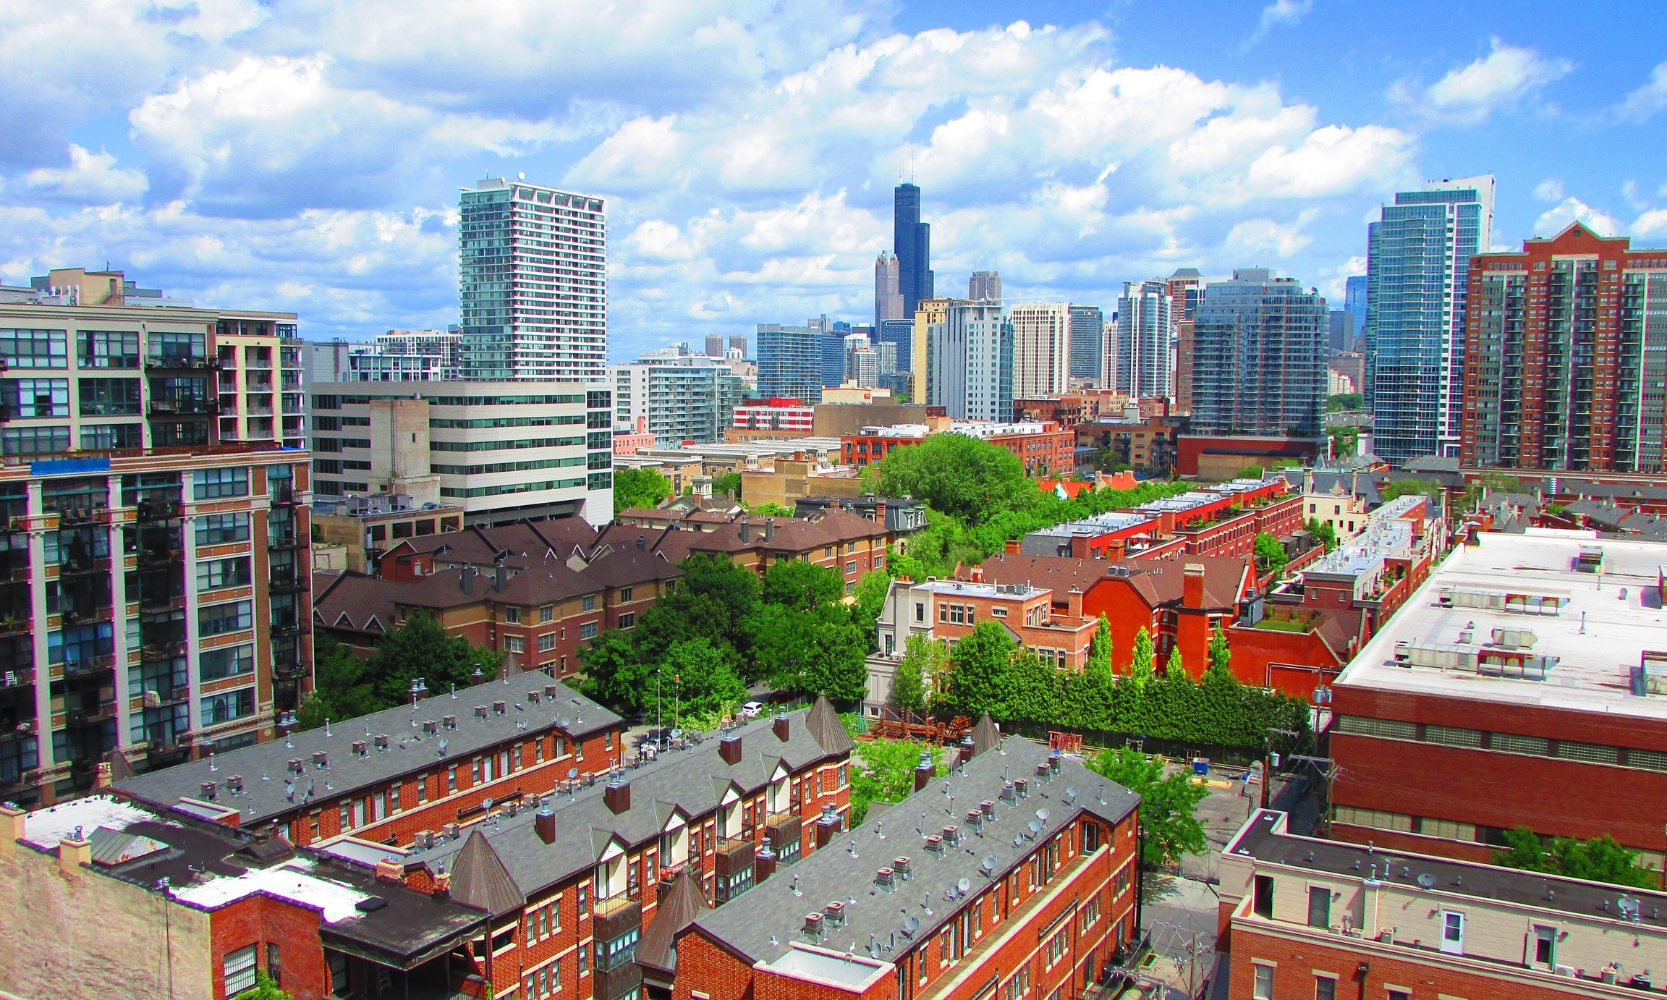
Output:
[913,579,1046,599]
[21,794,154,849]
[1337,530,1667,719]
[170,856,373,923]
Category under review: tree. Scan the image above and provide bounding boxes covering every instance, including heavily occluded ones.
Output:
[852,569,891,633]
[613,467,672,514]
[1235,465,1265,479]
[750,502,795,517]
[1086,745,1208,865]
[680,553,760,633]
[233,971,294,1000]
[651,639,748,730]
[1491,828,1657,888]
[578,629,655,718]
[371,610,498,707]
[1305,517,1338,553]
[947,620,1014,717]
[1165,646,1185,677]
[1207,623,1232,679]
[890,634,940,716]
[1086,614,1113,683]
[1254,531,1288,579]
[711,471,742,498]
[1326,393,1363,412]
[851,739,945,827]
[761,559,842,610]
[1128,626,1154,685]
[864,432,1035,525]
[296,636,380,730]
[1379,476,1444,502]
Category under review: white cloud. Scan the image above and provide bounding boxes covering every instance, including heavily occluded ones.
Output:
[1245,0,1312,48]
[1223,212,1317,259]
[1633,209,1667,238]
[1533,197,1622,238]
[1390,39,1573,124]
[20,145,147,204]
[1533,178,1564,201]
[1619,61,1667,121]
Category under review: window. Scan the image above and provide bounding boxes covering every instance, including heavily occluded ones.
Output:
[197,556,252,591]
[78,330,139,369]
[1387,992,1410,1000]
[5,378,70,417]
[202,687,255,724]
[1307,886,1330,928]
[540,604,555,623]
[223,944,258,995]
[78,378,141,416]
[582,595,597,612]
[618,613,635,629]
[538,634,556,652]
[506,636,525,653]
[196,512,250,545]
[2,425,70,456]
[619,586,633,603]
[846,561,857,574]
[1313,976,1335,1000]
[0,328,67,368]
[201,643,254,681]
[1252,965,1273,1000]
[201,601,253,636]
[447,766,457,793]
[579,622,598,640]
[194,468,249,500]
[266,942,281,988]
[505,607,522,624]
[81,423,142,450]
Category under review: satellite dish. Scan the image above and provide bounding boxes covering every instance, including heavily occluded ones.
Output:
[956,878,971,895]
[439,738,449,751]
[1013,834,1023,847]
[1063,787,1079,803]
[1035,808,1050,822]
[1416,873,1436,889]
[902,916,920,935]
[567,767,579,779]
[560,717,572,728]
[484,797,494,809]
[1027,820,1042,835]
[981,854,998,873]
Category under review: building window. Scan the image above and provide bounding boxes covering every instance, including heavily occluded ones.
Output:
[579,622,598,640]
[1312,976,1334,1000]
[222,944,257,995]
[197,556,252,591]
[506,636,525,653]
[193,467,249,500]
[582,595,597,612]
[0,328,67,368]
[200,600,253,636]
[77,377,141,416]
[2,425,70,456]
[196,512,250,545]
[81,423,142,450]
[200,644,255,681]
[505,607,522,624]
[538,634,556,652]
[620,586,633,603]
[618,613,635,629]
[201,687,255,725]
[540,605,555,623]
[1252,965,1273,1000]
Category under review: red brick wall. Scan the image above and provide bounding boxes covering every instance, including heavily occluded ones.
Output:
[1224,623,1342,699]
[1229,922,1599,1000]
[210,891,328,1000]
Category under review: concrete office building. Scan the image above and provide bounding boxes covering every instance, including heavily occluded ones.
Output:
[968,269,1001,301]
[894,183,934,318]
[1462,223,1667,473]
[612,347,746,447]
[874,251,903,327]
[1067,304,1105,383]
[1190,268,1328,437]
[728,333,747,358]
[1366,175,1495,463]
[703,334,723,358]
[1114,279,1174,399]
[458,177,607,382]
[1010,302,1071,399]
[756,322,825,403]
[309,383,614,526]
[335,329,464,383]
[925,300,1014,421]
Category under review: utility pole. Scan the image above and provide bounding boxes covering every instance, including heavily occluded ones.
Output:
[1262,727,1298,809]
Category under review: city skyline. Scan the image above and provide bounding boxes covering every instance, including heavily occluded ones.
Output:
[3,4,1667,363]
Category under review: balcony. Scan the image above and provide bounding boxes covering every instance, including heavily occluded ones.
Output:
[145,355,217,371]
[54,503,110,526]
[269,568,305,595]
[137,547,184,568]
[594,888,640,922]
[136,499,181,522]
[147,399,218,417]
[66,705,116,729]
[141,641,189,662]
[268,531,305,551]
[58,556,112,578]
[63,653,116,676]
[0,666,34,690]
[59,604,113,627]
[270,484,299,506]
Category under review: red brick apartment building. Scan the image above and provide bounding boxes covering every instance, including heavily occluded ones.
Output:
[1461,222,1667,474]
[1219,809,1667,999]
[1328,529,1667,873]
[842,423,1075,478]
[670,737,1142,1000]
[22,694,857,1000]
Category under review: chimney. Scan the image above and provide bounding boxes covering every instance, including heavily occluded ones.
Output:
[719,734,743,766]
[0,804,23,855]
[815,803,841,848]
[376,858,404,882]
[433,871,451,898]
[773,713,790,742]
[604,777,631,814]
[1183,563,1206,609]
[94,760,112,790]
[739,520,752,544]
[762,520,775,541]
[460,565,474,594]
[534,800,557,844]
[59,833,92,876]
[495,559,507,593]
[637,416,646,434]
[1004,539,1021,554]
[755,845,777,883]
[1066,586,1083,619]
[970,565,984,583]
[912,750,935,792]
[1303,468,1314,494]
[1070,533,1091,560]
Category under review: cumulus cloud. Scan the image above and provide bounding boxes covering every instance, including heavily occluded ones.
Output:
[1244,0,1312,48]
[1619,61,1667,121]
[20,145,148,205]
[1390,39,1573,124]
[1533,197,1621,238]
[1533,178,1565,201]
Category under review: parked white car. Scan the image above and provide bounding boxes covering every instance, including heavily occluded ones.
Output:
[740,701,764,718]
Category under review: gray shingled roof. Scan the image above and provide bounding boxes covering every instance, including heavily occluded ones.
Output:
[687,738,1138,965]
[399,705,851,897]
[638,867,710,979]
[451,828,527,917]
[804,696,855,756]
[115,672,620,826]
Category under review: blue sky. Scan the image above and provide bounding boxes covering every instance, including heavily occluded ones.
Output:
[2,1,1663,361]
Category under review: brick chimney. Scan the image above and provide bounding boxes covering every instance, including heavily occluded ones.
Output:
[1066,586,1083,619]
[535,800,557,843]
[1004,539,1021,554]
[969,565,984,583]
[912,750,935,792]
[59,834,91,876]
[1070,533,1091,560]
[720,734,743,765]
[773,714,790,742]
[604,777,631,814]
[433,871,451,898]
[1183,563,1206,609]
[1105,538,1126,561]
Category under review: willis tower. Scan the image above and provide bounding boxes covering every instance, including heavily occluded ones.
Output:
[894,183,934,318]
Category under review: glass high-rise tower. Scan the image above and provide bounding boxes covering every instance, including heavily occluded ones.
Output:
[1191,268,1328,437]
[894,183,934,319]
[1365,176,1494,462]
[459,177,607,381]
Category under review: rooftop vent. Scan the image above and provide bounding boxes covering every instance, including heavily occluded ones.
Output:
[528,691,541,705]
[474,706,488,720]
[894,856,912,879]
[312,751,329,768]
[967,809,983,832]
[981,800,996,820]
[942,825,960,846]
[544,684,559,699]
[422,720,439,735]
[287,757,303,775]
[374,734,390,751]
[442,714,457,730]
[875,867,895,890]
[352,740,368,757]
[1000,783,1016,804]
[824,901,846,927]
[200,780,217,800]
[1014,778,1029,799]
[226,775,243,794]
[804,912,824,935]
[492,700,506,716]
[925,834,945,855]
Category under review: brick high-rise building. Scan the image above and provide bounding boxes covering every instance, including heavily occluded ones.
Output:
[1166,268,1205,413]
[1461,222,1667,472]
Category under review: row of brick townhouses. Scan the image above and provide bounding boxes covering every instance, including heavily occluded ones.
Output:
[1220,809,1667,999]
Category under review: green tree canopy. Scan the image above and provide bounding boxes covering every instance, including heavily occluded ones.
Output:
[296,635,381,730]
[578,629,655,717]
[614,467,672,514]
[1129,626,1155,685]
[947,620,1015,717]
[864,432,1036,525]
[1254,531,1288,579]
[653,638,748,730]
[1086,746,1208,865]
[850,739,944,827]
[1379,476,1444,502]
[1305,517,1338,553]
[750,502,796,517]
[1208,623,1232,678]
[890,633,941,715]
[710,471,742,498]
[1492,828,1658,889]
[761,559,843,610]
[370,610,500,707]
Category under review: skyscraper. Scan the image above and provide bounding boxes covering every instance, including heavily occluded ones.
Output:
[875,252,903,327]
[458,177,607,381]
[877,318,915,374]
[1067,305,1104,383]
[821,316,846,388]
[1167,268,1205,413]
[894,183,934,319]
[1115,280,1175,399]
[1190,268,1327,437]
[1462,223,1667,473]
[705,334,724,358]
[925,300,1013,421]
[1009,303,1071,398]
[969,271,1001,302]
[1343,275,1368,351]
[728,333,748,358]
[1365,175,1495,463]
[756,322,824,402]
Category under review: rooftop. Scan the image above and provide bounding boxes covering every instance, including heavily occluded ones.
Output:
[908,579,1048,600]
[115,672,620,826]
[1027,511,1153,539]
[1336,530,1667,719]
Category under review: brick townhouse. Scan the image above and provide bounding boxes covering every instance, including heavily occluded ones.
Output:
[1219,809,1667,999]
[669,735,1142,1000]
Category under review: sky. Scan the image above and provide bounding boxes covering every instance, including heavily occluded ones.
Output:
[3,1,1665,362]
